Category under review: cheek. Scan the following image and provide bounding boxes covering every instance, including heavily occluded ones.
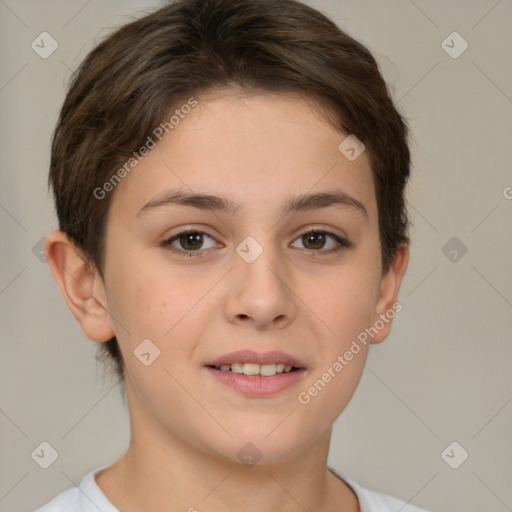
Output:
[299,357,368,450]
[124,350,214,455]
[293,262,379,414]
[303,263,379,346]
[106,251,187,337]
[293,292,371,441]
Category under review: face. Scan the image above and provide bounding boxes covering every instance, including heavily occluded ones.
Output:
[95,90,403,465]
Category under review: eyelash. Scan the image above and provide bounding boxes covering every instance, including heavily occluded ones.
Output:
[161,228,351,259]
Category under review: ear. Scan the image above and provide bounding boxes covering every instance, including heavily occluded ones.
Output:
[369,243,409,345]
[44,230,115,342]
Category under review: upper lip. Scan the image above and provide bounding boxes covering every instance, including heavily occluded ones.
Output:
[206,350,306,368]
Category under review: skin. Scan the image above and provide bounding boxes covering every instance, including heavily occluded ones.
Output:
[46,88,409,512]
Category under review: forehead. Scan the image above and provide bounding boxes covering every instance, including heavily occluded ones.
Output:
[107,90,377,221]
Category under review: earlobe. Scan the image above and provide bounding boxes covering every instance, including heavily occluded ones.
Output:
[369,243,409,345]
[44,231,115,342]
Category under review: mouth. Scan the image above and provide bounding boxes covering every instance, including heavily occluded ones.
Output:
[204,350,307,396]
[206,362,301,376]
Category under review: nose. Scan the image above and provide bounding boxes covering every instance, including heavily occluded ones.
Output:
[223,241,297,330]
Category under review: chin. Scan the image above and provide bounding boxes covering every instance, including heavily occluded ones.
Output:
[201,422,312,468]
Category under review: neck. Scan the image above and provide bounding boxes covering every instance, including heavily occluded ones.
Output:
[95,380,359,512]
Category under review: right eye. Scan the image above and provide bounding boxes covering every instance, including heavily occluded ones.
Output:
[162,230,219,257]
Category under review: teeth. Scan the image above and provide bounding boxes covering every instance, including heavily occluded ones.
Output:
[216,363,296,376]
[243,363,260,376]
[231,363,244,373]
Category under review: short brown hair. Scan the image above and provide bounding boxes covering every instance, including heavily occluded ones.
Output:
[49,0,411,384]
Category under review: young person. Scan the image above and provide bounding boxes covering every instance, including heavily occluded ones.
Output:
[36,0,432,510]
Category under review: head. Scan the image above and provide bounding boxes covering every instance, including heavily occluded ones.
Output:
[46,0,411,464]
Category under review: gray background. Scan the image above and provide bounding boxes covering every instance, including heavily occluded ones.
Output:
[1,1,511,511]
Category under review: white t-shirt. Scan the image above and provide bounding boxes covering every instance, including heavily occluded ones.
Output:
[34,464,431,512]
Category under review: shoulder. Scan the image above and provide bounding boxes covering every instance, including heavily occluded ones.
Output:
[33,465,118,512]
[330,467,433,512]
[33,486,81,512]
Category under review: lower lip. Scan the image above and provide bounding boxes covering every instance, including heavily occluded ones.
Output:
[205,367,306,396]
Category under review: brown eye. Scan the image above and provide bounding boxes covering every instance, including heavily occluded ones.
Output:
[163,230,217,257]
[302,232,327,250]
[291,230,351,254]
[177,232,204,251]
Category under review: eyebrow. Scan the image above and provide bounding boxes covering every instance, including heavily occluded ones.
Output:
[137,189,368,219]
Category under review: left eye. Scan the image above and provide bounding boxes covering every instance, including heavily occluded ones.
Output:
[290,230,350,254]
[162,229,350,258]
